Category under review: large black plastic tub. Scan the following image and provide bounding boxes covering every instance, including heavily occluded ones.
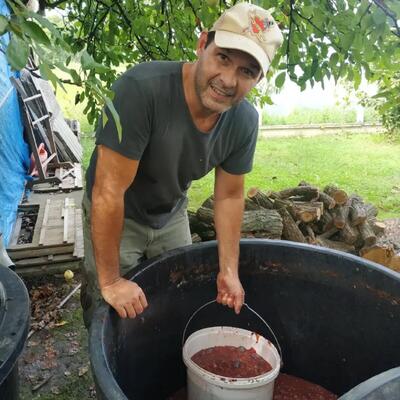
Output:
[90,240,400,399]
[0,266,30,400]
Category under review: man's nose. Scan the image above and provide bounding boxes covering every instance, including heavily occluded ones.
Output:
[221,67,237,88]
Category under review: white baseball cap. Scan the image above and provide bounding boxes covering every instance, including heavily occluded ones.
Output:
[210,2,284,75]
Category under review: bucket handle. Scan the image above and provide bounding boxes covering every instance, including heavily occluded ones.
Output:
[182,299,283,363]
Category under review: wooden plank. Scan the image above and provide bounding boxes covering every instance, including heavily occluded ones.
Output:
[9,214,22,246]
[74,163,82,188]
[63,198,69,243]
[38,199,51,246]
[8,241,73,252]
[14,253,79,267]
[73,208,84,258]
[9,245,74,260]
[14,261,81,278]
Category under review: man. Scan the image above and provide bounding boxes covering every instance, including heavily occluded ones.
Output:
[81,2,283,327]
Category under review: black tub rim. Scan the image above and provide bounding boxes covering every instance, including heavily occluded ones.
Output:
[89,239,400,400]
[0,266,30,385]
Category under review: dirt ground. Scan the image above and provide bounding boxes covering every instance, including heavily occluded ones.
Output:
[17,219,400,400]
[18,273,95,400]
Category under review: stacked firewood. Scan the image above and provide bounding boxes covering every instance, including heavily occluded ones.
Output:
[189,182,399,269]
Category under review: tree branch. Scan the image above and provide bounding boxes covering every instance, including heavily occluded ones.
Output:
[372,0,400,38]
[286,0,294,68]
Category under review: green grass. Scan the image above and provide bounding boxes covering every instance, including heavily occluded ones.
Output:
[262,106,380,125]
[80,133,400,219]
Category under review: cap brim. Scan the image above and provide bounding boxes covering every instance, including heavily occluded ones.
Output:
[214,30,269,75]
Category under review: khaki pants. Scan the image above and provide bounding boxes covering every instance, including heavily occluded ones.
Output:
[80,194,192,328]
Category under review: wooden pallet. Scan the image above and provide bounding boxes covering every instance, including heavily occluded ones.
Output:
[7,198,84,276]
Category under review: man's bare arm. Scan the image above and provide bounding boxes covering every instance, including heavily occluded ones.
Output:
[214,166,245,314]
[91,145,148,318]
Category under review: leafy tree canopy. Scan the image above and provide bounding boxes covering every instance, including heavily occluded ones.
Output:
[1,0,399,132]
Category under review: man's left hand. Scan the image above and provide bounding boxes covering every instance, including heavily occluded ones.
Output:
[216,271,245,314]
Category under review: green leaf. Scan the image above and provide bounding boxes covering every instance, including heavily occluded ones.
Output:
[39,63,65,92]
[311,58,319,78]
[329,53,339,67]
[353,68,361,90]
[21,20,51,45]
[102,109,109,128]
[6,34,29,70]
[275,72,286,88]
[372,8,386,25]
[0,15,8,35]
[81,50,109,73]
[104,97,122,142]
[341,32,355,51]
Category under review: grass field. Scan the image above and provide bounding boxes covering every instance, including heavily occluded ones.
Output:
[79,132,400,219]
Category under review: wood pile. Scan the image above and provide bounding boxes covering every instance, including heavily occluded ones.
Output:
[189,182,398,270]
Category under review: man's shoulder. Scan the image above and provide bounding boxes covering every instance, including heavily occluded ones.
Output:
[123,61,182,81]
[228,99,259,127]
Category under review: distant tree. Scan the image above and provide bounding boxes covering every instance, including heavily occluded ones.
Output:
[1,0,399,131]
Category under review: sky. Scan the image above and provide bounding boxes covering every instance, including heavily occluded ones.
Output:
[265,77,378,117]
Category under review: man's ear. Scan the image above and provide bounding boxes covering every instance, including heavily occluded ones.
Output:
[196,31,209,57]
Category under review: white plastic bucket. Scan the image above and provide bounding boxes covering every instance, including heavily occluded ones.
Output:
[182,325,281,400]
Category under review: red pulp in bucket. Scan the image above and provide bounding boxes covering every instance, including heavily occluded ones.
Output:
[191,345,272,378]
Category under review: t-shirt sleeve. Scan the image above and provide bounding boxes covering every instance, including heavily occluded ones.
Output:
[220,120,259,175]
[95,75,151,160]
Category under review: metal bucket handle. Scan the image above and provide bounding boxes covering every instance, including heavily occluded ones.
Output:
[182,299,283,364]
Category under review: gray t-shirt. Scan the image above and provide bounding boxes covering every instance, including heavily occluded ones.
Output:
[86,61,258,229]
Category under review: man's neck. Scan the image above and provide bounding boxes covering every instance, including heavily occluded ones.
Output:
[182,63,220,133]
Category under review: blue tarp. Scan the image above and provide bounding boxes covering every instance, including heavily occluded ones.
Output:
[0,0,30,246]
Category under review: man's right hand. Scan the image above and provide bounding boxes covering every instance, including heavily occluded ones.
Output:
[100,278,148,319]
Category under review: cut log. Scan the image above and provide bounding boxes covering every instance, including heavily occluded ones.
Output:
[276,207,306,243]
[197,207,282,238]
[339,222,359,245]
[318,227,339,240]
[277,186,319,201]
[244,198,263,211]
[323,185,348,205]
[188,210,213,234]
[199,230,216,241]
[247,188,274,209]
[241,209,283,237]
[201,196,214,209]
[331,205,348,229]
[388,255,400,272]
[316,237,355,253]
[349,195,367,226]
[273,199,323,224]
[196,206,214,224]
[360,244,395,266]
[358,221,377,247]
[290,201,324,223]
[364,203,379,220]
[302,224,316,244]
[191,233,202,243]
[371,221,386,235]
[318,192,336,210]
[319,211,334,231]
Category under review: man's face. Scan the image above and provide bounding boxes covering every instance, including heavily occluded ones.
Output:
[194,33,262,114]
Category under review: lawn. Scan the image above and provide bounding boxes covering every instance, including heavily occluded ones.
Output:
[79,132,400,219]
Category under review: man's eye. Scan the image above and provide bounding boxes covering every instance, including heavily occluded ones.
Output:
[242,68,255,77]
[218,53,228,61]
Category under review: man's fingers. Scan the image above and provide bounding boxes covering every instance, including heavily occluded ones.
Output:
[124,302,137,319]
[139,292,148,309]
[116,305,127,319]
[234,296,243,315]
[133,300,144,315]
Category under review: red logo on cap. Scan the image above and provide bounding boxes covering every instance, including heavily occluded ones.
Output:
[248,13,274,42]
